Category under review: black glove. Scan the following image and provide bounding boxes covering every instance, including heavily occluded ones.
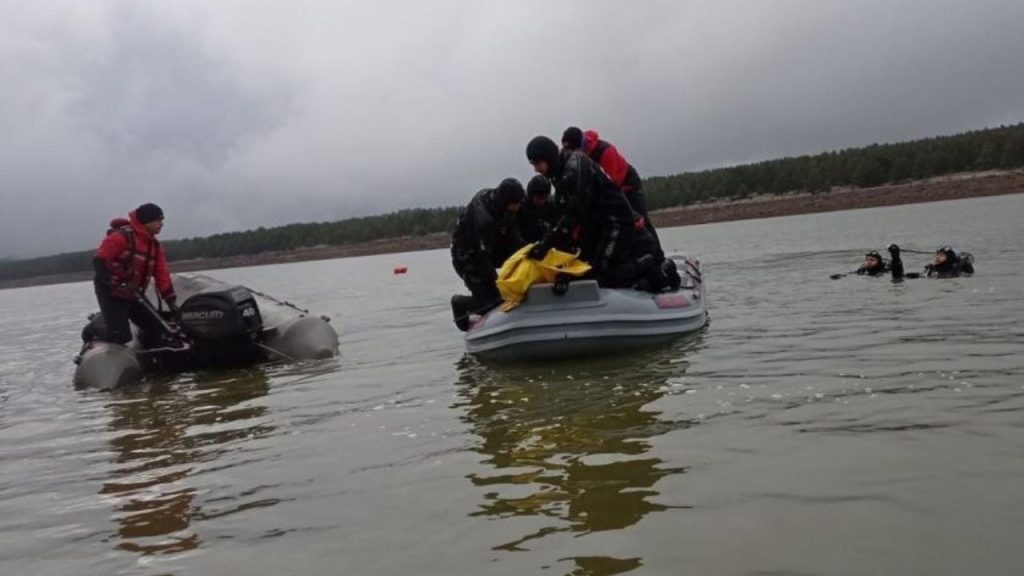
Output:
[887,244,900,256]
[165,299,181,322]
[527,240,551,260]
[551,273,571,296]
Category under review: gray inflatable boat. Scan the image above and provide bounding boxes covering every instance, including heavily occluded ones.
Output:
[74,273,339,390]
[465,257,708,361]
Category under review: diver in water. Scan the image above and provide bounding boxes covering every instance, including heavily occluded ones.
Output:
[924,246,975,278]
[856,250,889,276]
[833,244,904,280]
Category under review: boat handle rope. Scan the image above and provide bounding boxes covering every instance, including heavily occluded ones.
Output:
[256,341,299,362]
[244,286,310,315]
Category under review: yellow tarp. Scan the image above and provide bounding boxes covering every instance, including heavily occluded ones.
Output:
[496,244,592,310]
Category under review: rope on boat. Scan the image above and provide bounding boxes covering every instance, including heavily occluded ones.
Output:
[257,341,299,362]
[245,286,310,315]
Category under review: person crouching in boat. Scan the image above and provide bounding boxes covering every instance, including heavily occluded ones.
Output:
[925,246,975,278]
[92,203,179,346]
[560,126,664,261]
[525,135,673,292]
[450,179,526,330]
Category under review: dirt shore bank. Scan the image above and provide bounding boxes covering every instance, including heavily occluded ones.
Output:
[648,169,1024,228]
[3,170,1021,290]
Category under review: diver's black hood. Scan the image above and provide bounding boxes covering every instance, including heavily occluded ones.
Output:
[934,246,959,270]
[483,178,524,215]
[526,174,551,198]
[526,136,561,178]
[863,250,886,275]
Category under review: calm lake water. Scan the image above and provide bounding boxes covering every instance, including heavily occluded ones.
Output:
[1,194,1023,576]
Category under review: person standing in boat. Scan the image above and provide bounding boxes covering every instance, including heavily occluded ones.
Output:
[525,135,672,291]
[450,179,526,330]
[92,203,178,345]
[518,175,559,244]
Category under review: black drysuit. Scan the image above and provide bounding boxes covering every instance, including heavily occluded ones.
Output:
[545,150,656,288]
[451,188,523,302]
[925,254,975,278]
[518,200,559,245]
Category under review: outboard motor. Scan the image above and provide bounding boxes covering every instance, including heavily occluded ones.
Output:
[179,285,264,367]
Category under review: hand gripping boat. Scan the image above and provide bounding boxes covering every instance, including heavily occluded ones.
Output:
[465,257,708,361]
[73,273,339,390]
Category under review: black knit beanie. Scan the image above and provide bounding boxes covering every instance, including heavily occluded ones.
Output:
[527,175,551,198]
[496,178,525,206]
[526,136,560,169]
[561,126,583,149]
[136,203,164,224]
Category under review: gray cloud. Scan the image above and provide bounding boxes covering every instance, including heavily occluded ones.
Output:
[2,0,1023,258]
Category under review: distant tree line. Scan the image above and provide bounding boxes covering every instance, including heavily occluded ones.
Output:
[0,207,462,282]
[164,207,461,260]
[644,122,1024,209]
[3,122,1023,282]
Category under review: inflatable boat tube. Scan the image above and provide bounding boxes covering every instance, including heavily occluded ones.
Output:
[465,257,708,361]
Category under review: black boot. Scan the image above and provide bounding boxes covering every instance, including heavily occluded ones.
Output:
[451,295,473,332]
[635,254,656,275]
[644,268,668,293]
[662,258,682,291]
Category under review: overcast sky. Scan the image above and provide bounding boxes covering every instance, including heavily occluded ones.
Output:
[2,0,1023,258]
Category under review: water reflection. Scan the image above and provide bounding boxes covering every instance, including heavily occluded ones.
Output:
[99,369,273,555]
[455,337,703,575]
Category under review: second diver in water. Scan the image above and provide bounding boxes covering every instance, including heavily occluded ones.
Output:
[924,245,975,278]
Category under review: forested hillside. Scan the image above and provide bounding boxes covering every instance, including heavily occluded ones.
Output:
[644,123,1024,209]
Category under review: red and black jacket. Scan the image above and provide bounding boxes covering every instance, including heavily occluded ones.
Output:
[582,130,643,192]
[93,211,175,302]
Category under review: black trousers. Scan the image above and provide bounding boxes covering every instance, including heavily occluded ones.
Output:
[595,227,661,289]
[624,187,664,260]
[94,287,165,345]
[450,251,502,331]
[451,248,501,303]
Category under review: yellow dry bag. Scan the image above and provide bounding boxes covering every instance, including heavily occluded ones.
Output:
[496,243,592,309]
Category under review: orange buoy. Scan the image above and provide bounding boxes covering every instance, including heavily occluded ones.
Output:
[393,266,408,274]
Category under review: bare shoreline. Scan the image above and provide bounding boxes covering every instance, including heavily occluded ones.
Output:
[648,169,1024,228]
[3,170,1021,290]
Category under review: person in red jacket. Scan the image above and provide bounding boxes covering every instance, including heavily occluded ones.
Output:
[92,203,178,345]
[561,127,662,257]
